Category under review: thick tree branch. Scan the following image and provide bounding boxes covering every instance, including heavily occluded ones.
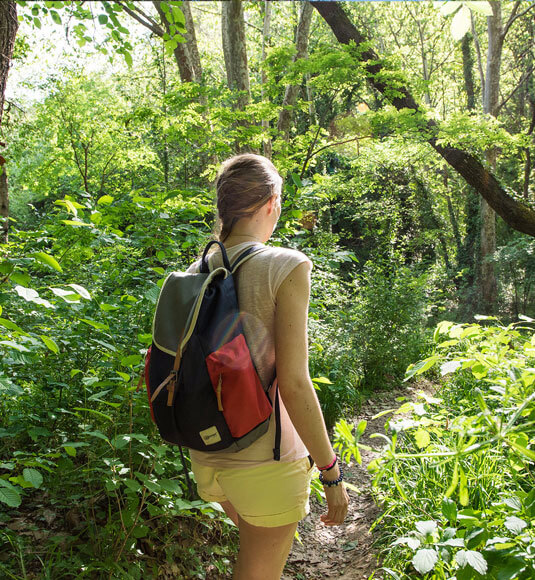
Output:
[502,1,535,41]
[311,1,535,237]
[115,1,164,37]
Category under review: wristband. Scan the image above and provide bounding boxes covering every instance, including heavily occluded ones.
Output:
[318,455,337,472]
[319,465,344,487]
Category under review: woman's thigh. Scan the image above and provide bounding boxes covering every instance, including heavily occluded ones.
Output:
[234,516,298,580]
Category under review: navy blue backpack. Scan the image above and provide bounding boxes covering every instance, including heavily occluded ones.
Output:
[144,241,281,460]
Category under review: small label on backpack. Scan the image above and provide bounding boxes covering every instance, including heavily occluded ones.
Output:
[199,426,222,446]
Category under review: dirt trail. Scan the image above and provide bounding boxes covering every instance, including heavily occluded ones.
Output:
[283,382,434,580]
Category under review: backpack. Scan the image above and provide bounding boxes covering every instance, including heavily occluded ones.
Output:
[144,241,281,461]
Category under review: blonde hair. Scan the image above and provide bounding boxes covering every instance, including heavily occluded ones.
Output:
[215,154,282,242]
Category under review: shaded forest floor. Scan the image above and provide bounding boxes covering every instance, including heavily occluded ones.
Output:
[282,379,436,580]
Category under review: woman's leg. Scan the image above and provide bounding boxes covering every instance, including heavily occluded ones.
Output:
[233,515,297,580]
[220,500,239,526]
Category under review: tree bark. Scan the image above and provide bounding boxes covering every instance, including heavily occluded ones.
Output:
[222,0,250,111]
[153,1,200,83]
[0,0,18,243]
[461,34,476,111]
[261,1,272,159]
[479,1,503,312]
[277,1,314,140]
[459,30,479,292]
[310,1,535,238]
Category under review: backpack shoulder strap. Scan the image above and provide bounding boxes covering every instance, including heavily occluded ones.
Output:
[231,244,267,273]
[200,240,231,273]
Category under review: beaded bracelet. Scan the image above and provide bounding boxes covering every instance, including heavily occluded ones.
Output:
[318,455,337,472]
[319,465,344,487]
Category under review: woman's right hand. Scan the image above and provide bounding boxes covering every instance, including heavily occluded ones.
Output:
[320,474,349,526]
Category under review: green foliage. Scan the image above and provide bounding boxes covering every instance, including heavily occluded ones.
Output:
[336,320,535,579]
[350,259,431,390]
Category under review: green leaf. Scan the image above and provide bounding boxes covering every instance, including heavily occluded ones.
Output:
[124,479,142,492]
[415,520,437,537]
[49,10,61,24]
[124,51,133,67]
[291,172,303,189]
[81,318,110,331]
[40,335,59,354]
[412,549,438,574]
[67,283,91,299]
[459,465,469,506]
[97,194,114,205]
[50,287,80,302]
[10,271,31,287]
[62,220,91,227]
[311,376,333,385]
[33,16,42,29]
[440,360,461,375]
[0,318,25,333]
[121,354,141,366]
[0,340,30,352]
[439,1,462,16]
[465,1,493,17]
[504,516,527,534]
[73,407,113,421]
[0,479,22,507]
[442,497,457,524]
[100,303,120,311]
[116,371,131,382]
[414,428,431,449]
[98,14,108,24]
[404,356,439,381]
[32,252,63,273]
[22,468,43,489]
[455,550,488,575]
[508,438,535,462]
[14,285,54,308]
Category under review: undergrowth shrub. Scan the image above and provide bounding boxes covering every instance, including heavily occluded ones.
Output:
[336,318,535,579]
[351,260,430,391]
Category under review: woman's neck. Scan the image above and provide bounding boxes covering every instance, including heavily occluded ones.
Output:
[223,232,264,247]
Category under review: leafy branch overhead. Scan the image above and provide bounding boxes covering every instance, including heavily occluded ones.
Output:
[311,0,535,237]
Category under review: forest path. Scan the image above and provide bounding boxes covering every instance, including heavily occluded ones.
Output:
[283,380,435,580]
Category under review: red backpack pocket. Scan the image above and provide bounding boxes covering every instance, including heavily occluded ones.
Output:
[206,334,272,438]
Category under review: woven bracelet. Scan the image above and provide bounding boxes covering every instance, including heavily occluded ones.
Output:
[318,455,337,472]
[319,465,344,487]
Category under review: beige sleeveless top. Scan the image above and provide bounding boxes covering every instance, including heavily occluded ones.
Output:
[186,242,310,468]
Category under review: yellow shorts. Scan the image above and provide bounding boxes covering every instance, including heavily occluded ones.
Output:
[190,456,314,528]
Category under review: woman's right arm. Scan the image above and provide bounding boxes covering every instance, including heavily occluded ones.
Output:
[274,261,349,526]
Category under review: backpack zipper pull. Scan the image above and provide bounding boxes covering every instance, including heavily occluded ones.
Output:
[216,374,224,411]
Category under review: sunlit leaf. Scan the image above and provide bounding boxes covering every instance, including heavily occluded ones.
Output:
[414,428,431,449]
[67,283,91,299]
[412,549,438,574]
[40,335,59,354]
[32,252,62,272]
[504,516,527,534]
[465,1,493,17]
[455,550,488,574]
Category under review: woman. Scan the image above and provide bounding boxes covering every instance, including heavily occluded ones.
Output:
[188,154,349,579]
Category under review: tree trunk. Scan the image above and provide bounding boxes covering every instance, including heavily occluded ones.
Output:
[261,1,272,159]
[152,0,201,83]
[277,1,314,140]
[182,2,202,82]
[310,1,535,238]
[222,0,250,111]
[461,34,476,111]
[480,1,503,312]
[0,0,18,243]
